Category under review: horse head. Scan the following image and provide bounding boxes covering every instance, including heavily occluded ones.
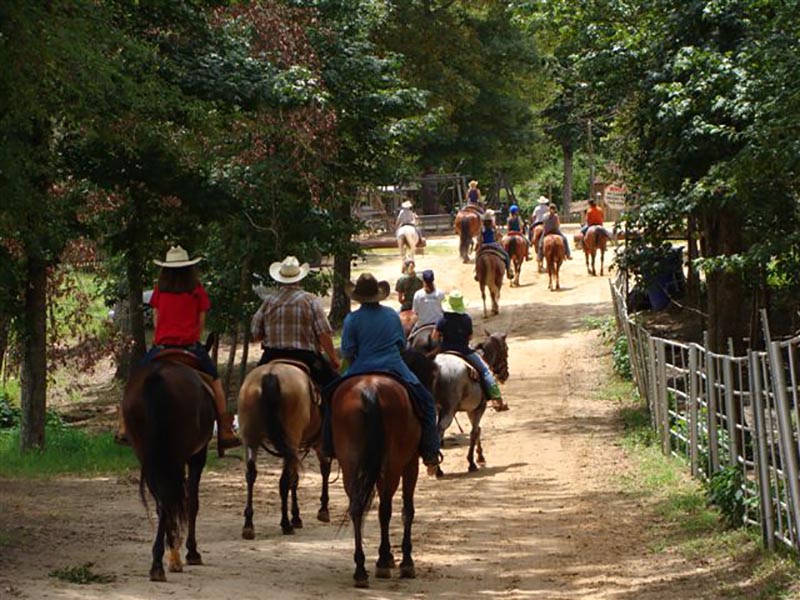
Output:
[402,348,440,392]
[477,331,509,383]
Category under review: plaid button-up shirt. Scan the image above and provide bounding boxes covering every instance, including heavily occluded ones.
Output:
[250,285,333,353]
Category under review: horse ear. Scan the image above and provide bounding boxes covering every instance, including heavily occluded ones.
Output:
[204,332,218,353]
[483,328,491,338]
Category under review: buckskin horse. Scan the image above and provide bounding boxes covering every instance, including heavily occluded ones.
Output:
[544,234,565,291]
[581,225,608,276]
[237,360,331,539]
[329,350,437,588]
[528,223,545,273]
[396,224,419,264]
[121,342,216,582]
[502,232,527,287]
[433,332,509,476]
[455,207,481,263]
[475,247,504,317]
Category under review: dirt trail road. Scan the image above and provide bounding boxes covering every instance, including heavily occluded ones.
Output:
[0,233,721,599]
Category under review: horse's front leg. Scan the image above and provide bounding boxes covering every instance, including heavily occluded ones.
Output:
[585,250,591,275]
[150,506,168,582]
[290,468,303,530]
[185,448,207,564]
[399,460,418,579]
[242,447,258,539]
[467,423,481,472]
[481,285,488,318]
[375,478,400,578]
[600,248,605,276]
[279,460,294,534]
[316,450,331,523]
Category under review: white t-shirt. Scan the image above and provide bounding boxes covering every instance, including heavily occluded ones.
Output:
[532,204,549,224]
[412,288,445,326]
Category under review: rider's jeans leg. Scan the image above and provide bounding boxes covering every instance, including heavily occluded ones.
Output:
[560,232,572,258]
[580,225,589,236]
[537,237,544,261]
[464,353,502,400]
[409,382,440,464]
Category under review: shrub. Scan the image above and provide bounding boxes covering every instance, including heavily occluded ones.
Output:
[0,393,20,429]
[706,465,746,529]
[612,335,633,380]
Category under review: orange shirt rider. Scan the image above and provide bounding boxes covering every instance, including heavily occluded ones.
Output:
[587,205,604,226]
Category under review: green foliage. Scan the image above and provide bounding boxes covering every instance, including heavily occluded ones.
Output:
[50,562,115,585]
[611,335,633,380]
[0,392,19,429]
[706,465,746,530]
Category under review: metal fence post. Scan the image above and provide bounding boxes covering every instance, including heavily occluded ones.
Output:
[768,341,800,554]
[751,351,776,551]
[657,340,670,456]
[688,345,700,477]
[648,336,661,450]
[723,357,738,467]
[707,352,720,474]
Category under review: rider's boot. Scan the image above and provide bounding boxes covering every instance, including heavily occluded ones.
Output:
[487,381,509,412]
[212,379,241,457]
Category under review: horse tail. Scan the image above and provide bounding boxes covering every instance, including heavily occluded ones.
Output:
[139,367,186,533]
[459,215,473,255]
[261,373,298,472]
[508,235,517,258]
[350,386,384,519]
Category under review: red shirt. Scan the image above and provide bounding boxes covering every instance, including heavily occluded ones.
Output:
[587,205,605,226]
[151,283,211,346]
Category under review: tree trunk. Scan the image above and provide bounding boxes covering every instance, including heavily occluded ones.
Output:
[329,198,353,327]
[20,258,48,451]
[0,313,9,380]
[125,248,147,370]
[561,141,573,215]
[686,215,701,308]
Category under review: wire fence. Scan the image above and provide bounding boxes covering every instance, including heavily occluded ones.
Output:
[610,274,800,555]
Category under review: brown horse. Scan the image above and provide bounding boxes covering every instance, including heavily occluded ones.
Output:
[502,233,527,287]
[399,309,418,338]
[528,224,545,273]
[476,249,504,317]
[122,353,215,582]
[543,234,565,291]
[455,208,481,263]
[582,225,608,276]
[237,361,331,538]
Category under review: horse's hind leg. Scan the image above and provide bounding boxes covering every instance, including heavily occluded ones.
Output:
[242,447,257,540]
[600,248,605,275]
[467,424,481,472]
[279,460,294,534]
[290,469,303,529]
[352,509,368,587]
[375,477,400,578]
[150,507,167,582]
[185,448,207,565]
[471,409,486,465]
[399,460,418,579]
[316,450,331,523]
[166,526,183,573]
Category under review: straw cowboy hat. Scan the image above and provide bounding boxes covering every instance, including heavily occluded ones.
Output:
[269,256,310,284]
[469,180,479,188]
[481,209,495,221]
[401,200,413,209]
[537,195,550,204]
[345,272,390,303]
[442,290,468,314]
[153,245,202,268]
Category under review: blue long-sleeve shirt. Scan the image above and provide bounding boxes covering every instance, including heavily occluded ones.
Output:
[341,304,419,385]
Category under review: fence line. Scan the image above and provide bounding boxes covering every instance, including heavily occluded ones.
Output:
[609,275,800,555]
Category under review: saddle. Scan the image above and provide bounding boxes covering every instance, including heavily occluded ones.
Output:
[266,358,322,405]
[152,349,215,397]
[461,205,483,216]
[477,246,507,262]
[440,351,481,382]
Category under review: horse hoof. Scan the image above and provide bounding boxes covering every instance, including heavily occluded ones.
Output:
[477,455,486,464]
[468,463,479,472]
[150,567,166,582]
[186,553,203,566]
[168,562,183,573]
[242,526,255,540]
[436,466,444,479]
[400,564,416,579]
[281,524,295,535]
[375,566,392,579]
[354,575,369,588]
[317,508,330,523]
[291,517,304,529]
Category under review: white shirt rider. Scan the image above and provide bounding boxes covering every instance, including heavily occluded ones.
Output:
[412,287,444,327]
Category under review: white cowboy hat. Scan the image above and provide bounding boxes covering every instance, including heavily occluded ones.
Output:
[442,290,468,314]
[481,209,495,221]
[401,200,413,209]
[153,245,202,268]
[269,256,310,284]
[537,195,550,204]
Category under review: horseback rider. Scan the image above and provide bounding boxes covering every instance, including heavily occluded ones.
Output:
[505,204,532,261]
[339,273,442,476]
[396,199,423,242]
[130,245,240,455]
[580,195,611,239]
[250,255,341,389]
[410,269,444,336]
[433,291,509,412]
[395,258,423,312]
[466,179,482,207]
[531,195,550,227]
[477,210,513,279]
[538,203,573,262]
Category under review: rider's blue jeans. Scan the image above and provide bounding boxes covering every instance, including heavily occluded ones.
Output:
[580,224,611,239]
[464,352,501,399]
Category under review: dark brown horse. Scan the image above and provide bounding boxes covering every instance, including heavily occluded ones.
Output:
[476,249,504,317]
[237,361,331,539]
[455,208,481,263]
[502,233,527,287]
[330,351,437,588]
[582,225,608,276]
[528,224,545,273]
[122,352,215,581]
[544,234,565,291]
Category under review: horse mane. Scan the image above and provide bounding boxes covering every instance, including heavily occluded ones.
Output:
[401,348,439,392]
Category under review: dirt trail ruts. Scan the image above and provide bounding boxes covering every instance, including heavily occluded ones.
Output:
[0,232,721,599]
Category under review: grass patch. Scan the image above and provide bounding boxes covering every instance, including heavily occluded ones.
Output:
[50,562,115,584]
[0,425,137,478]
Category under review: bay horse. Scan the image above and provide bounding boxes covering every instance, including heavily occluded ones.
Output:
[396,225,419,264]
[433,332,509,475]
[237,361,331,539]
[475,248,504,317]
[543,234,565,291]
[502,233,527,287]
[122,347,216,582]
[582,225,608,276]
[455,208,481,263]
[528,223,545,273]
[330,350,437,588]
